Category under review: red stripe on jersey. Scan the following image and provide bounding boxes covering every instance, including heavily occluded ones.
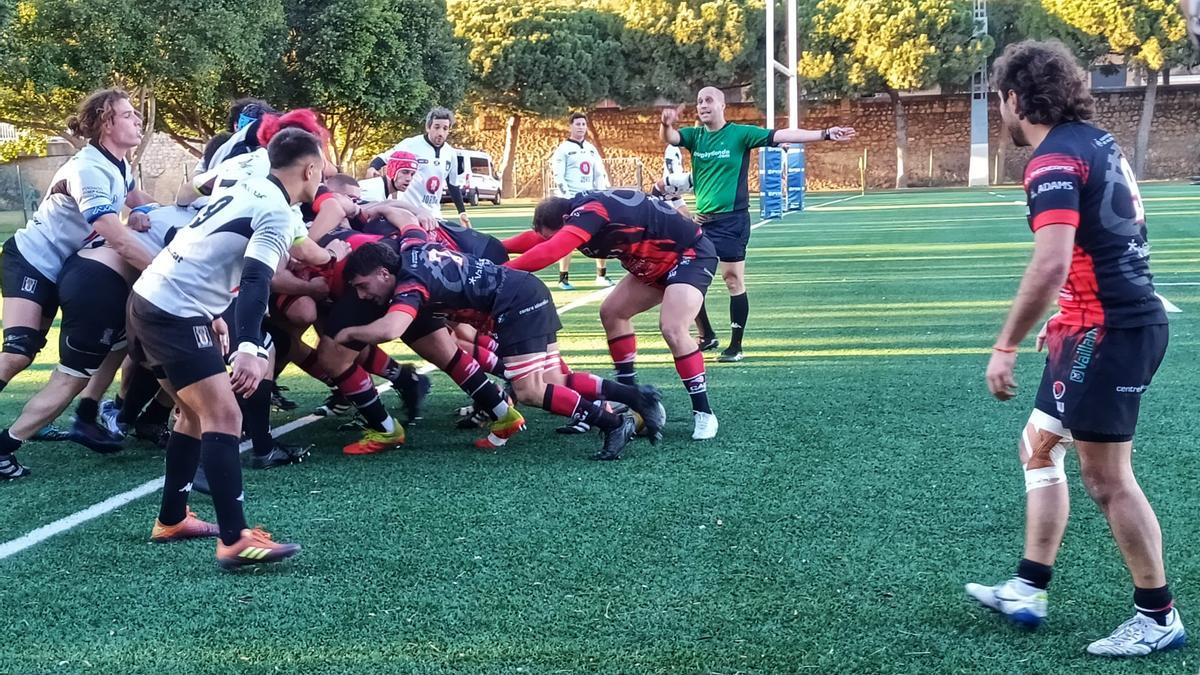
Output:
[1024,153,1089,188]
[576,201,610,220]
[386,302,419,317]
[560,224,592,241]
[1058,245,1105,327]
[311,189,335,213]
[393,281,430,301]
[1031,208,1081,231]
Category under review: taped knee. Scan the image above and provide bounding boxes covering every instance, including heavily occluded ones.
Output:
[1021,409,1073,492]
[3,326,47,360]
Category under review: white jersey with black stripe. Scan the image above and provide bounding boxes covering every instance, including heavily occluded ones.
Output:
[373,135,459,217]
[13,143,134,281]
[133,175,293,320]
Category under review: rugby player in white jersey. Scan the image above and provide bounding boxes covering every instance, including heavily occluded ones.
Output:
[124,128,325,568]
[548,112,612,289]
[366,107,471,228]
[0,89,156,479]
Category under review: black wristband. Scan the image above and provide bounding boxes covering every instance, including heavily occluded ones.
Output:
[822,128,832,141]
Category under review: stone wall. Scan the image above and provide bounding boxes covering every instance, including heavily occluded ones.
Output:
[454,84,1200,195]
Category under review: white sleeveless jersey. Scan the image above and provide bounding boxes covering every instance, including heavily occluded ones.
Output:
[14,143,134,281]
[550,139,609,197]
[373,135,460,217]
[133,175,293,319]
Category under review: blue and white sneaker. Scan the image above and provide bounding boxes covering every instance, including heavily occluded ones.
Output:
[965,578,1048,628]
[1086,609,1186,657]
[99,399,127,439]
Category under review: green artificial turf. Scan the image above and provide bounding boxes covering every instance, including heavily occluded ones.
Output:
[1,187,1198,673]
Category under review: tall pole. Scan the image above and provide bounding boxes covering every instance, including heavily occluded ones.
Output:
[786,0,798,129]
[968,0,989,186]
[765,0,776,129]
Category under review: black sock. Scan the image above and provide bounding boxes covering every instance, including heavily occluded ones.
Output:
[158,432,202,526]
[200,431,249,546]
[75,397,99,424]
[695,303,715,340]
[597,265,607,278]
[137,400,172,427]
[114,395,124,410]
[1135,585,1174,625]
[542,386,620,430]
[239,380,274,457]
[0,428,24,455]
[1015,558,1053,590]
[559,271,569,284]
[728,292,749,351]
[118,365,162,425]
[0,378,7,393]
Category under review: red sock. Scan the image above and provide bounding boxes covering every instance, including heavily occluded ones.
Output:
[674,350,711,414]
[297,350,332,386]
[565,372,603,400]
[363,345,398,378]
[607,333,637,385]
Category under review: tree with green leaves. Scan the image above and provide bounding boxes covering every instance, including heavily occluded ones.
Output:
[449,0,629,197]
[0,0,287,160]
[1031,0,1189,177]
[280,0,467,168]
[798,0,992,188]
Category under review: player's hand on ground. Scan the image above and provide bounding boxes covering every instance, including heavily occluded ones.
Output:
[229,351,268,398]
[459,212,472,229]
[211,317,230,356]
[325,239,351,261]
[986,350,1018,401]
[127,211,152,232]
[828,126,857,142]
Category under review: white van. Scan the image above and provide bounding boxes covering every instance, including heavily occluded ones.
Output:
[447,149,502,206]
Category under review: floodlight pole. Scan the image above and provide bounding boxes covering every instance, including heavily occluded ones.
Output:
[968,0,989,186]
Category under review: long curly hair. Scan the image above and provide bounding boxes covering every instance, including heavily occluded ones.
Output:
[65,88,130,140]
[991,40,1094,125]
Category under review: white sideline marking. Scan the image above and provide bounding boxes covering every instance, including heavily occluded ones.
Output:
[1157,293,1183,313]
[0,285,629,561]
[806,194,862,211]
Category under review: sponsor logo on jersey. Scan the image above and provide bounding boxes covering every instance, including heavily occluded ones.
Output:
[1052,380,1066,400]
[1116,384,1148,394]
[693,149,732,160]
[1032,180,1074,197]
[580,161,591,175]
[426,176,442,195]
[1069,328,1098,383]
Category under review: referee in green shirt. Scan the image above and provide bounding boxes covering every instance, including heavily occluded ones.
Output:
[661,86,855,362]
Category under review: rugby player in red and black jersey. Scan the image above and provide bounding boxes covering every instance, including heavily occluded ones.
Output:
[507,189,720,441]
[965,40,1183,657]
[340,238,667,460]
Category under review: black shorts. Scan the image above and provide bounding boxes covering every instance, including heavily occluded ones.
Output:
[492,274,561,357]
[697,209,751,263]
[1034,321,1169,442]
[217,299,280,355]
[476,237,509,266]
[653,236,718,293]
[1,238,59,318]
[127,293,227,391]
[57,256,130,377]
[319,294,445,351]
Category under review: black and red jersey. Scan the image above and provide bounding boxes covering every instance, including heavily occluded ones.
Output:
[1023,122,1165,328]
[564,190,705,281]
[387,243,510,326]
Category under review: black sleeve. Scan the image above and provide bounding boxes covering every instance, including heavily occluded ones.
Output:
[234,258,275,349]
[446,184,466,214]
[369,156,386,171]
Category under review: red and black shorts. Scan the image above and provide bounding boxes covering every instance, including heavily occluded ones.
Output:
[1034,320,1169,442]
[649,235,718,293]
[491,274,561,357]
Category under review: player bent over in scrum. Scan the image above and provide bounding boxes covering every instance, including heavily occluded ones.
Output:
[341,241,665,460]
[508,189,719,440]
[125,129,325,569]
